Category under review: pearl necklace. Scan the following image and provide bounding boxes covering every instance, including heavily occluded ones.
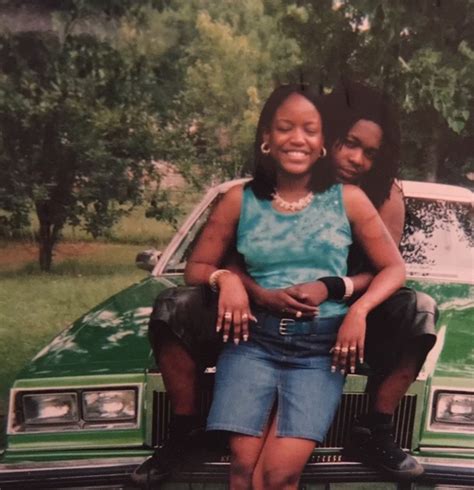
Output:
[272,191,314,212]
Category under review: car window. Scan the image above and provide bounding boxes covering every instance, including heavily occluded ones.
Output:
[163,192,473,282]
[401,198,473,281]
[163,194,223,273]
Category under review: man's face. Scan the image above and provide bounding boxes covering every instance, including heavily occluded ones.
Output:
[331,119,383,184]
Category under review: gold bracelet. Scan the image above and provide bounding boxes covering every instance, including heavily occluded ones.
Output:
[209,269,232,291]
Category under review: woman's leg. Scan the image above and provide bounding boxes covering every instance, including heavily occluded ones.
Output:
[229,433,266,490]
[252,411,316,490]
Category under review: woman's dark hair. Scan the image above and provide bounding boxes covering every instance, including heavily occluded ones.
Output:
[320,81,401,209]
[249,84,333,200]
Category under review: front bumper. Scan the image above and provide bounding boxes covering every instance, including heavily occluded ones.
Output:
[0,455,473,489]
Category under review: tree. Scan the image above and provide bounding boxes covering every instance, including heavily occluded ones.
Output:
[149,0,302,182]
[0,5,159,270]
[330,0,474,184]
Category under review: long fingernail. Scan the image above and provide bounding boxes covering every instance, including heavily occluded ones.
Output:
[243,334,249,342]
[331,365,336,373]
[223,335,228,342]
[250,315,257,322]
[350,366,355,374]
[234,338,240,345]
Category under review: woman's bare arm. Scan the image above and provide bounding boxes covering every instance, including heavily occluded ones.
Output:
[185,184,253,343]
[185,185,243,285]
[331,185,406,373]
[343,181,405,294]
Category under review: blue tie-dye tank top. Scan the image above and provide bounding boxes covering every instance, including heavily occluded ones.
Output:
[237,184,352,318]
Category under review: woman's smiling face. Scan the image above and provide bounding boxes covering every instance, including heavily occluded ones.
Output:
[263,93,324,177]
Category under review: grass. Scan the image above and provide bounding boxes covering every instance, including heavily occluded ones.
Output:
[0,243,152,417]
[0,190,202,441]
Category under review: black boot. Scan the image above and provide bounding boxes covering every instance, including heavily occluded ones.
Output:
[345,415,424,480]
[131,415,203,487]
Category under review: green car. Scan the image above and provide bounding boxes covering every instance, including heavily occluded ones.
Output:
[0,180,472,489]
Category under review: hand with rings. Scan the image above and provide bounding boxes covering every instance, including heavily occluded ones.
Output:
[216,275,255,344]
[330,343,359,375]
[330,310,367,375]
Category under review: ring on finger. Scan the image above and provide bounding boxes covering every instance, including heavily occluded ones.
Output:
[224,312,232,320]
[341,347,349,354]
[295,311,302,318]
[349,346,356,352]
[242,313,248,320]
[333,345,341,352]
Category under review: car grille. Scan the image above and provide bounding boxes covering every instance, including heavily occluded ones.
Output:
[152,390,417,451]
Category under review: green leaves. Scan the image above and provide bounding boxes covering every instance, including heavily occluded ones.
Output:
[0,12,159,269]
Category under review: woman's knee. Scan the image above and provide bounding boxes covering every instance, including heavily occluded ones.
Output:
[230,440,261,484]
[262,467,300,489]
[230,458,256,485]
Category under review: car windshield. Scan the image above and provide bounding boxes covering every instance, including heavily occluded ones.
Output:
[164,192,473,283]
[401,198,473,282]
[163,194,222,273]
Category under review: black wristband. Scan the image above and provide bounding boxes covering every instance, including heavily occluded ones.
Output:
[318,276,345,300]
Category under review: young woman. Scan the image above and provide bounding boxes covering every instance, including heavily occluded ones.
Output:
[184,84,406,490]
[231,82,436,481]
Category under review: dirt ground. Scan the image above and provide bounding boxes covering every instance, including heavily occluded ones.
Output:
[0,242,104,270]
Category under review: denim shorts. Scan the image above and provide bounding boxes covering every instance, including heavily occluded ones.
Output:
[206,312,345,442]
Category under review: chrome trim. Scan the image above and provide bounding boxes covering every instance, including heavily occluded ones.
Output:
[0,456,145,474]
[417,455,474,467]
[419,447,474,454]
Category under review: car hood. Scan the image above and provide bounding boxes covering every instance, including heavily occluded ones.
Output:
[18,276,181,378]
[409,279,474,379]
[17,276,473,380]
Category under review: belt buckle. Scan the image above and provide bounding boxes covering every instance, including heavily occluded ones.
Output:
[279,318,295,335]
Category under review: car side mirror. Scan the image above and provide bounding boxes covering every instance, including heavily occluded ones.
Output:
[135,248,162,272]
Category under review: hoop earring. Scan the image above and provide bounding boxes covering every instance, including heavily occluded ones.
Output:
[260,142,271,155]
[320,147,327,158]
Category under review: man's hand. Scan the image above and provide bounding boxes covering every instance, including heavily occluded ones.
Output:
[285,281,329,307]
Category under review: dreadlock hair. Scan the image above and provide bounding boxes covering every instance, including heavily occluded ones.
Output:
[320,81,401,209]
[249,84,333,200]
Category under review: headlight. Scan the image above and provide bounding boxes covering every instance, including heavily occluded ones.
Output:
[23,393,79,425]
[82,389,136,422]
[433,391,474,429]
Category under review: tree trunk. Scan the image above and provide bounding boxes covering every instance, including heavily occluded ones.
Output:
[424,126,440,183]
[36,201,60,272]
[37,218,55,271]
